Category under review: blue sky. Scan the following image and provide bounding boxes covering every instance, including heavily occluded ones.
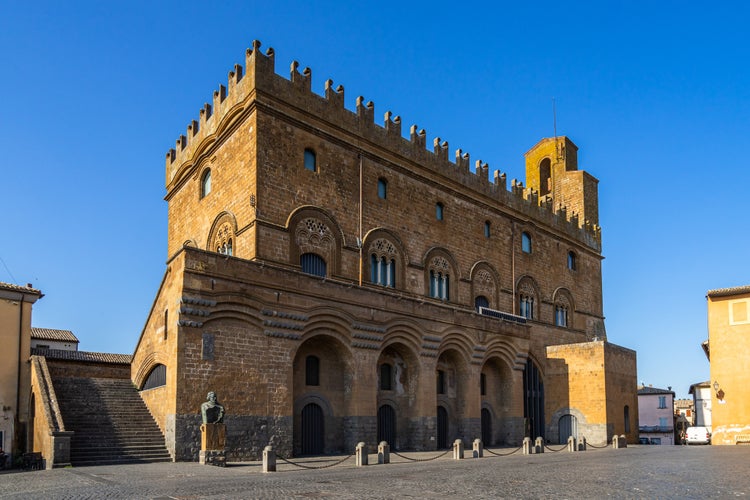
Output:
[2,1,748,398]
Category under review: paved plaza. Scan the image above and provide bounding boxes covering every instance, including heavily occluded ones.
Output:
[2,445,748,499]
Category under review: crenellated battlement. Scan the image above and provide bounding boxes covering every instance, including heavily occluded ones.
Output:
[165,40,601,250]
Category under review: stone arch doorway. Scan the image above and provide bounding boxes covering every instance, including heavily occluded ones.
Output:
[437,406,449,449]
[558,414,578,444]
[377,404,397,447]
[292,334,352,455]
[301,403,325,455]
[435,347,468,449]
[376,341,419,449]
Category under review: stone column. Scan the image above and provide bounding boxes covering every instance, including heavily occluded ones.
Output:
[472,438,483,458]
[377,441,390,464]
[453,439,464,460]
[262,445,276,472]
[567,436,576,452]
[534,437,544,453]
[356,442,368,467]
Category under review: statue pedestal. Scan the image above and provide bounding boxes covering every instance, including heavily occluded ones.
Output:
[200,423,226,466]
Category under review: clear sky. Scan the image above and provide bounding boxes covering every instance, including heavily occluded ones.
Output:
[2,1,748,399]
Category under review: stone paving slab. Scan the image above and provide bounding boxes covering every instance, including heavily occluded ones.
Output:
[2,445,749,499]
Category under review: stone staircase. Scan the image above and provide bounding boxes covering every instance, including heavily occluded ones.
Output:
[52,376,171,466]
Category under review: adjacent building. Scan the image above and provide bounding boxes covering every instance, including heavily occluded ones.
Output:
[688,381,712,431]
[30,328,79,351]
[637,385,675,445]
[0,282,43,456]
[704,286,750,445]
[130,40,638,461]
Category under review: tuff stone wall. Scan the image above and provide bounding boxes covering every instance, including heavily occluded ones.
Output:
[130,40,638,461]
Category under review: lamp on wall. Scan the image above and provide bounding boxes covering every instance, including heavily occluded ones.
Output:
[713,381,725,400]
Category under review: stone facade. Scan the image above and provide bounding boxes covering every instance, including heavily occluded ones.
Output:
[132,40,638,460]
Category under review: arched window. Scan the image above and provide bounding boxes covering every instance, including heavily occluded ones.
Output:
[429,270,450,300]
[520,295,534,319]
[555,305,568,327]
[305,355,320,386]
[200,169,212,198]
[436,202,444,221]
[475,295,489,311]
[484,220,491,238]
[521,232,532,254]
[218,238,233,256]
[370,254,395,287]
[539,158,551,196]
[567,251,577,271]
[300,253,326,277]
[304,148,317,172]
[141,364,167,390]
[377,178,388,199]
[380,363,393,391]
[428,256,452,301]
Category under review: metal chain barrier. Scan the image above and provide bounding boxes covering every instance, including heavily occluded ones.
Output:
[391,449,452,462]
[277,453,354,470]
[585,440,610,449]
[543,443,568,452]
[484,445,523,457]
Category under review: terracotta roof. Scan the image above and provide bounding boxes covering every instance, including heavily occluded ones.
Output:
[707,285,750,298]
[31,328,79,343]
[0,281,42,295]
[31,348,131,364]
[637,386,675,395]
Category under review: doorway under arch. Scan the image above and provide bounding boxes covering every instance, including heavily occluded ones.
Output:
[437,406,449,449]
[481,408,493,445]
[301,402,325,455]
[377,404,397,447]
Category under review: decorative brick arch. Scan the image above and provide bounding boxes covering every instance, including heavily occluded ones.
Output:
[287,207,343,276]
[423,248,459,302]
[206,212,237,255]
[470,261,500,309]
[363,229,407,289]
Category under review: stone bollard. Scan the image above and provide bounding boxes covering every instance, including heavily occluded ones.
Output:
[356,442,368,466]
[523,437,532,455]
[567,436,576,452]
[453,439,464,460]
[619,434,627,448]
[535,437,544,454]
[472,438,483,458]
[378,441,390,464]
[579,437,587,451]
[612,435,621,449]
[262,445,276,473]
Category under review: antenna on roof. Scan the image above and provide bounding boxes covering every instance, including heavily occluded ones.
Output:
[552,97,557,140]
[552,97,562,163]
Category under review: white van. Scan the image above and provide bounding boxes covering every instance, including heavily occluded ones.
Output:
[686,426,711,445]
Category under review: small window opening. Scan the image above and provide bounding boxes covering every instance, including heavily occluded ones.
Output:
[304,148,317,172]
[378,178,387,199]
[567,251,577,271]
[484,221,491,238]
[200,169,212,198]
[480,373,487,396]
[437,369,446,394]
[305,355,320,386]
[521,232,532,254]
[436,202,444,221]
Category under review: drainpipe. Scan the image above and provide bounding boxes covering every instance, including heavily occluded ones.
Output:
[511,223,516,314]
[358,153,363,287]
[16,292,24,452]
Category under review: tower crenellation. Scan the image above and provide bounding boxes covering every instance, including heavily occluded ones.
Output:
[165,39,600,249]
